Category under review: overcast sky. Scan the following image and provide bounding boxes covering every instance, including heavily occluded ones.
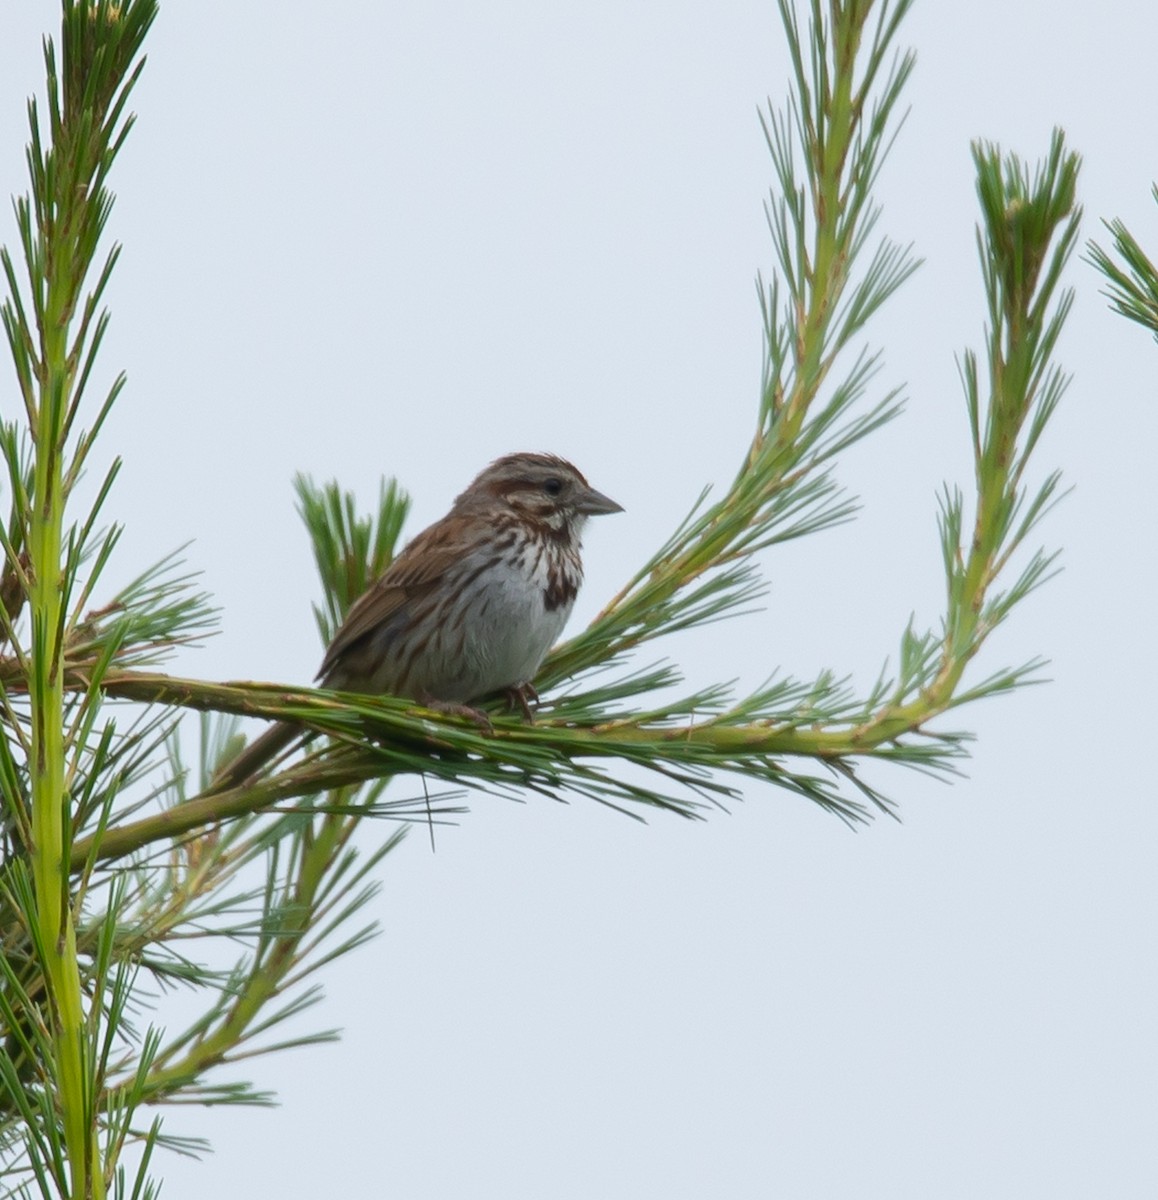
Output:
[2,2,1156,1197]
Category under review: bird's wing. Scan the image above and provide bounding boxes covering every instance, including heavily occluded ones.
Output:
[316,513,474,683]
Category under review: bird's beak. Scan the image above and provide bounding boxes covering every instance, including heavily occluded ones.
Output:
[576,486,624,516]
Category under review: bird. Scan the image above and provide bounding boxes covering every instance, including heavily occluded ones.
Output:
[213,452,622,789]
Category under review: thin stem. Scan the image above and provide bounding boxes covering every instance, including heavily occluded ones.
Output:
[26,40,101,1200]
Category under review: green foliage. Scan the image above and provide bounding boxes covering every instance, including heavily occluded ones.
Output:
[294,473,410,646]
[1088,184,1158,338]
[0,1,1080,1194]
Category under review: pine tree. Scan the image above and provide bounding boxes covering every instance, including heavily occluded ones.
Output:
[0,2,1078,1194]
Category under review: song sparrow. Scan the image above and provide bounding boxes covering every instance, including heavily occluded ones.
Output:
[215,452,622,788]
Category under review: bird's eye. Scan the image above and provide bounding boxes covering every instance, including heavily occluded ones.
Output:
[543,477,563,497]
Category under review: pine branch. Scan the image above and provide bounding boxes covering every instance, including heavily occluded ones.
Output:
[1,4,162,1194]
[1088,182,1158,338]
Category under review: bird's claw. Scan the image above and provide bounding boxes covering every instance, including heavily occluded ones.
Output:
[504,683,539,723]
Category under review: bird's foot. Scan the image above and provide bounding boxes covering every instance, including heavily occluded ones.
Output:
[418,695,494,732]
[504,682,539,723]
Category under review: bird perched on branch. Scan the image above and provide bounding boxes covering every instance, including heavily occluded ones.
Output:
[214,452,622,789]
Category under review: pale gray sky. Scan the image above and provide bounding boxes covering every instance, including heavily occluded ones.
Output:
[2,2,1156,1197]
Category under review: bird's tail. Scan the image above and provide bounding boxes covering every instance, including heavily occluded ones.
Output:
[211,720,300,792]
